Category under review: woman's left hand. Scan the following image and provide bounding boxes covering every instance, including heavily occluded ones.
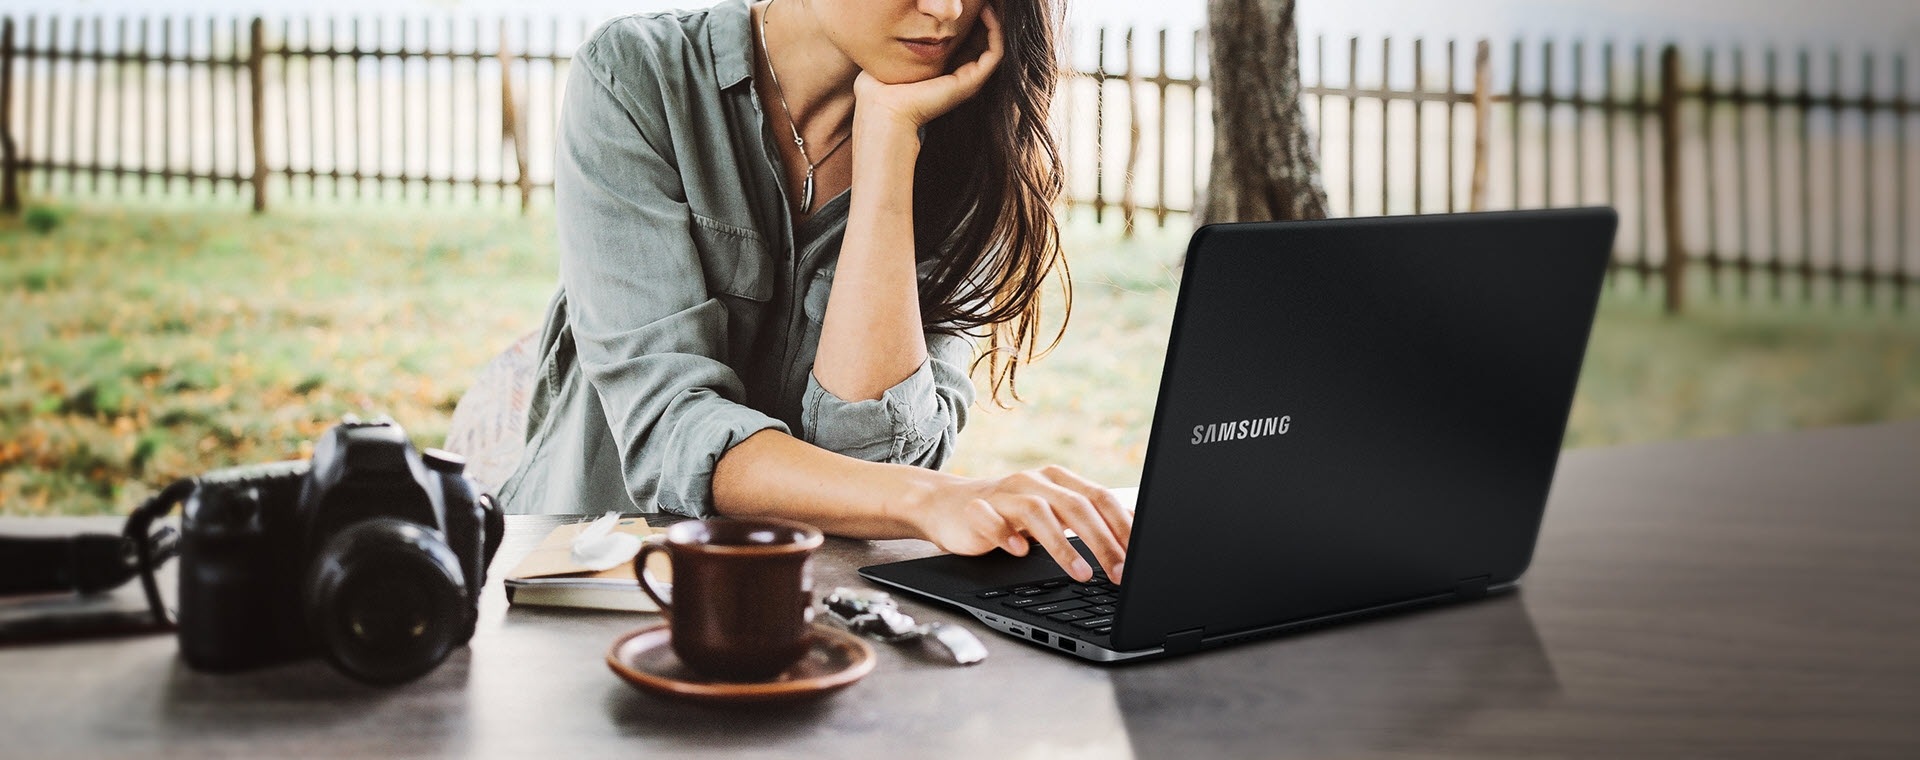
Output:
[854,3,1004,131]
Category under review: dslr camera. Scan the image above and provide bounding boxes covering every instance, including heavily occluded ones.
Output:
[172,416,503,684]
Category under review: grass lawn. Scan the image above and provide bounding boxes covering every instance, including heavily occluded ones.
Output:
[4,200,1918,515]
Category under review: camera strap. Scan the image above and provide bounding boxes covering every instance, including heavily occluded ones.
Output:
[120,479,198,627]
[0,479,194,630]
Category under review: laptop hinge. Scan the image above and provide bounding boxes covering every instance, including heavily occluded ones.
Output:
[1453,574,1492,600]
[1163,627,1206,655]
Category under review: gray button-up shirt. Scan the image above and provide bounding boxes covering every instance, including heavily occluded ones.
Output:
[497,0,976,517]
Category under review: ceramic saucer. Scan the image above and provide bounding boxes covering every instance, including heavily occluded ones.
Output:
[606,623,876,703]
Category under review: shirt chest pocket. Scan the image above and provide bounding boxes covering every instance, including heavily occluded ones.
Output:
[801,265,836,326]
[690,214,774,303]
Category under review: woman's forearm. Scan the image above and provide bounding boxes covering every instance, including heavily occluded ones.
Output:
[712,426,1133,584]
[711,428,953,539]
[811,114,930,402]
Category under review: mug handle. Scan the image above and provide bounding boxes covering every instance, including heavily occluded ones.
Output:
[634,534,673,619]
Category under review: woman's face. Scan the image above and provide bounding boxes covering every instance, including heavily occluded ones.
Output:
[809,0,990,85]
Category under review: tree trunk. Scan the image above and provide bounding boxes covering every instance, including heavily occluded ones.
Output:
[1202,0,1329,224]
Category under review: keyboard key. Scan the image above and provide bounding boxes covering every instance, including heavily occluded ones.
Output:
[1088,605,1115,615]
[1084,595,1118,605]
[1093,626,1112,634]
[1027,599,1091,615]
[1011,586,1038,594]
[1005,591,1075,609]
[1048,610,1095,622]
[1039,579,1068,589]
[1073,616,1114,629]
[976,590,1009,599]
[1015,587,1054,597]
[1072,585,1106,596]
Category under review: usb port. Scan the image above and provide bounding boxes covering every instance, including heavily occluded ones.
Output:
[1030,629,1050,644]
[1057,638,1075,653]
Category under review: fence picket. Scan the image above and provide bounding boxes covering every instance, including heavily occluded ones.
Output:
[1382,37,1391,215]
[1413,39,1424,213]
[1636,44,1651,287]
[1703,49,1721,293]
[19,16,32,195]
[1800,51,1816,303]
[1346,36,1357,215]
[1511,40,1522,209]
[1659,45,1685,314]
[1544,40,1554,208]
[1155,28,1168,228]
[1446,39,1456,212]
[1831,51,1844,303]
[1603,42,1617,279]
[1766,49,1784,298]
[1,18,15,213]
[1863,52,1877,306]
[1898,54,1910,310]
[248,17,263,212]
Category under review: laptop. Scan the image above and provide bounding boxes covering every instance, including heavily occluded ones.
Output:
[860,208,1619,662]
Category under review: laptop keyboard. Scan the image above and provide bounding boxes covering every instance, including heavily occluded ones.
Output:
[971,572,1123,638]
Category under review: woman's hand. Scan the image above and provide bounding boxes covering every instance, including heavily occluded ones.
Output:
[908,464,1133,584]
[853,3,1004,131]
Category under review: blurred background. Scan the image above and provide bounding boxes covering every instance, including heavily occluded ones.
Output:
[3,0,1918,515]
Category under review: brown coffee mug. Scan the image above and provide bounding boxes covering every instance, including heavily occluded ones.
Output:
[634,517,824,681]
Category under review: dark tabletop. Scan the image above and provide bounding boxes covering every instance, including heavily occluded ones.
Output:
[2,419,1918,758]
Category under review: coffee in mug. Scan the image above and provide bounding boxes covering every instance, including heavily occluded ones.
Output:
[634,517,823,681]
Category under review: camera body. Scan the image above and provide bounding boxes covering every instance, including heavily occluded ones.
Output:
[175,417,503,684]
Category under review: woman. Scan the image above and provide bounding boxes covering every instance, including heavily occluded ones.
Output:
[497,0,1129,585]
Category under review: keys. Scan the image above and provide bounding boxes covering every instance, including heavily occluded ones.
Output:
[1004,591,1076,609]
[976,590,1009,599]
[1083,594,1118,605]
[1088,605,1115,615]
[1048,609,1095,622]
[1027,599,1090,616]
[1073,616,1114,629]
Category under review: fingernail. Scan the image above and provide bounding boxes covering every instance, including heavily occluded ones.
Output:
[1071,557,1092,580]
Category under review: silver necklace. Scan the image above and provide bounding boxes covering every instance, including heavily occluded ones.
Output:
[758,0,852,212]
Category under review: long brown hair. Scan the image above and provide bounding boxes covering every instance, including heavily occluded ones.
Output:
[913,0,1070,407]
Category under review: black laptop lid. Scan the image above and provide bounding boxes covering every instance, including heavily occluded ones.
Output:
[1109,208,1618,652]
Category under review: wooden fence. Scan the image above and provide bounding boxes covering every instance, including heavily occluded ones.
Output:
[3,14,1917,313]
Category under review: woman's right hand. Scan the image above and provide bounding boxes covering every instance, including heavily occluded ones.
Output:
[852,3,1004,132]
[908,465,1132,584]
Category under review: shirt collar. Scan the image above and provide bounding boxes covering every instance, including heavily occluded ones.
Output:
[709,0,755,89]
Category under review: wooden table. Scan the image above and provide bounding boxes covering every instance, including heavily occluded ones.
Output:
[3,420,1917,758]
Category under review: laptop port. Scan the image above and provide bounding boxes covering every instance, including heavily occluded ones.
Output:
[1030,629,1050,644]
[1057,638,1075,653]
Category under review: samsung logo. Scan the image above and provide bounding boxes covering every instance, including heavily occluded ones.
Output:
[1190,415,1292,445]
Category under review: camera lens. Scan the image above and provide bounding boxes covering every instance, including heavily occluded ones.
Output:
[305,518,471,685]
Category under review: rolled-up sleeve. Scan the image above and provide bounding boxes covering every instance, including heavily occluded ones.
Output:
[556,39,786,518]
[800,330,975,469]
